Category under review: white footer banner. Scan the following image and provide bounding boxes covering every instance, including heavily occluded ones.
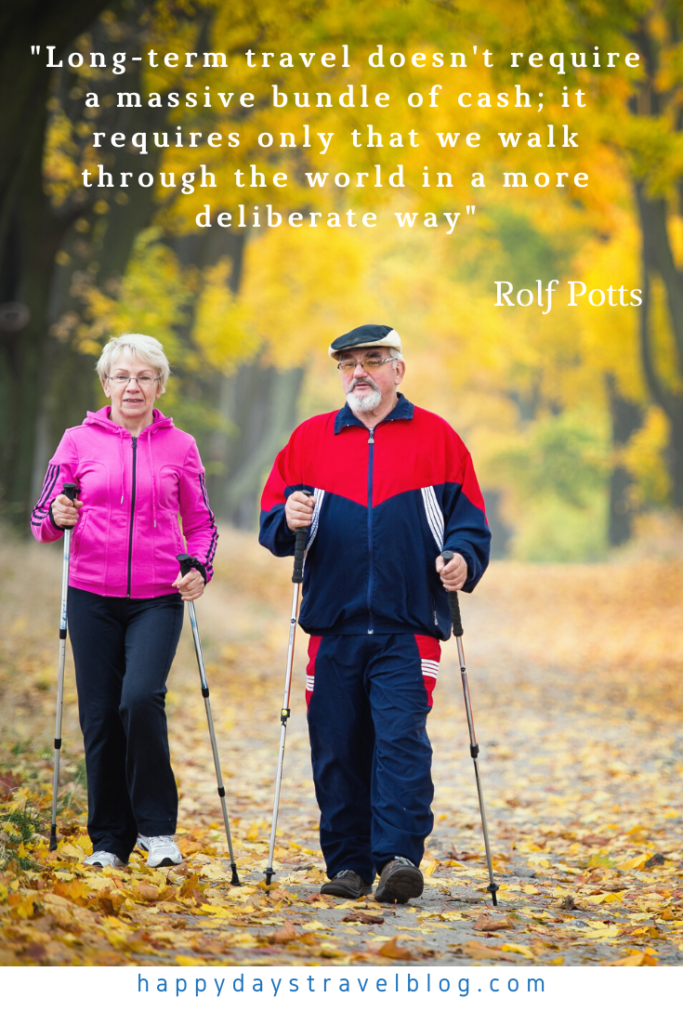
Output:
[2,965,679,1023]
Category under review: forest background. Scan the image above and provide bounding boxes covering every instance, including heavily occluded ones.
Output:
[2,0,683,560]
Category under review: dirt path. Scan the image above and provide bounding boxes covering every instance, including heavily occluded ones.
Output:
[1,531,682,966]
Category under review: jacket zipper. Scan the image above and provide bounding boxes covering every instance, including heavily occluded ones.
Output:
[367,428,375,633]
[126,436,138,598]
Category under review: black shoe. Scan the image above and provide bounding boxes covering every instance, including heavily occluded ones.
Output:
[320,870,373,899]
[374,857,424,904]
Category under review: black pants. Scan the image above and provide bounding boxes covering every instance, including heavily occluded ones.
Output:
[67,587,184,861]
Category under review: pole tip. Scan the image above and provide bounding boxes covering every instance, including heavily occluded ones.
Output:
[49,825,58,852]
[230,865,241,886]
[264,867,274,887]
[487,881,499,906]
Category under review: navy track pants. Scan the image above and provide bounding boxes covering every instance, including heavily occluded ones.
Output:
[67,587,184,861]
[306,633,440,883]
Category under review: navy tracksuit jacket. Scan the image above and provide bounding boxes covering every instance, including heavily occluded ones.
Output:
[259,395,490,880]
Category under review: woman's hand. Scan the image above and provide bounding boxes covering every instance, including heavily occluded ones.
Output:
[173,568,205,602]
[51,494,83,528]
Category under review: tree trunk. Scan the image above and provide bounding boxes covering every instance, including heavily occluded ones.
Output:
[0,0,110,526]
[605,374,643,546]
[0,113,67,523]
[634,182,683,508]
[480,489,512,558]
[212,361,305,527]
[0,0,110,255]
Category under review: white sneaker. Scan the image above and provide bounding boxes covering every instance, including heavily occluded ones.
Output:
[84,850,126,868]
[137,834,182,868]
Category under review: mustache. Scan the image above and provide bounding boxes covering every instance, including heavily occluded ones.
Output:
[348,377,381,392]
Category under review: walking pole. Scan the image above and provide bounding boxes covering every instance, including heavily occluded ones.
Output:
[264,523,308,886]
[49,483,80,852]
[442,550,499,906]
[177,554,240,885]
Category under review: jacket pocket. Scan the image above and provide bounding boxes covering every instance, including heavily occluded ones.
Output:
[70,508,90,562]
[151,513,185,591]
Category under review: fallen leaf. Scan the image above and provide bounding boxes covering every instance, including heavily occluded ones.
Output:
[130,882,160,902]
[176,839,203,855]
[618,854,650,870]
[178,873,206,905]
[169,862,192,878]
[269,921,299,944]
[603,952,658,966]
[41,892,72,909]
[267,888,292,902]
[473,914,514,932]
[96,889,126,915]
[156,886,177,903]
[56,842,84,862]
[462,941,513,961]
[0,771,21,800]
[342,912,385,925]
[501,942,535,959]
[53,880,89,905]
[378,936,414,960]
[579,835,609,847]
[9,893,43,919]
[587,923,620,937]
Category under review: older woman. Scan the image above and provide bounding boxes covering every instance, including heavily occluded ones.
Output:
[31,333,218,869]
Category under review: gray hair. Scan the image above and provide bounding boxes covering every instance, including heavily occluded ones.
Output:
[96,333,170,393]
[389,346,404,365]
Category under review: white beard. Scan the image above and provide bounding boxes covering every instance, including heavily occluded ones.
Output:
[346,387,382,414]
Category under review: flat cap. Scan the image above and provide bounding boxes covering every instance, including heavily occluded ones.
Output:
[329,323,402,357]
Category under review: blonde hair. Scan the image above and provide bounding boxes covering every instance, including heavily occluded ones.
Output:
[96,333,170,393]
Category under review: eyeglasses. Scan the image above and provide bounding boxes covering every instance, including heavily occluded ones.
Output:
[337,355,394,374]
[106,374,160,387]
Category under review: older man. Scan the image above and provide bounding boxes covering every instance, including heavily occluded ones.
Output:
[259,324,490,903]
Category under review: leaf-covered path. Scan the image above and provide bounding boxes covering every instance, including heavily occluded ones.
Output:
[1,532,682,966]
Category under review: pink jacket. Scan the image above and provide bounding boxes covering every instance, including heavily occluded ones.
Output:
[31,407,218,599]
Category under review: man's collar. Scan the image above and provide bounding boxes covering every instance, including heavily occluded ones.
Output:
[334,393,414,434]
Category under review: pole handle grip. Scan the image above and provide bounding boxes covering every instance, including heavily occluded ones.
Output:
[176,553,207,583]
[293,529,306,583]
[442,549,463,637]
[292,488,313,583]
[61,483,81,531]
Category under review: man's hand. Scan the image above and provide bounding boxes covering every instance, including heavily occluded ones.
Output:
[51,494,84,528]
[435,551,468,592]
[285,490,316,531]
[173,568,205,602]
